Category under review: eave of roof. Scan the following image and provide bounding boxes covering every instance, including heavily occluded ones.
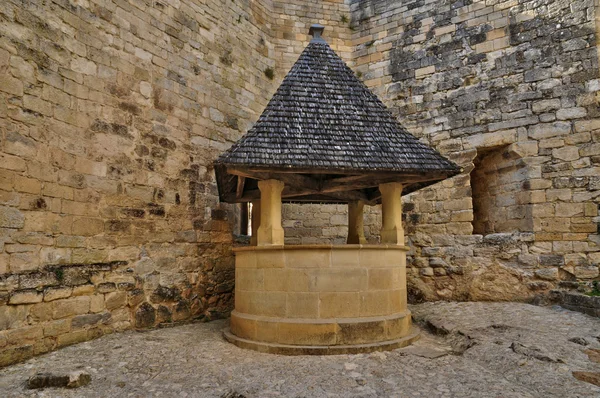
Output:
[214,26,460,204]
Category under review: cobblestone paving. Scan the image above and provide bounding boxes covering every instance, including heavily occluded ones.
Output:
[1,302,599,397]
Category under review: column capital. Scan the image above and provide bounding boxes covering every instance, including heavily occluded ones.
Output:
[257,179,285,194]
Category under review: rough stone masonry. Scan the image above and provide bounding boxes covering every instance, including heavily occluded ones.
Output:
[0,0,599,367]
[348,0,600,301]
[0,0,352,367]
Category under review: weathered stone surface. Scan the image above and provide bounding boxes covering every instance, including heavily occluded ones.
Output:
[27,370,91,389]
[573,372,600,388]
[0,0,599,369]
[535,268,559,281]
[44,287,72,302]
[71,313,110,329]
[510,342,563,363]
[27,373,69,389]
[67,371,92,388]
[9,290,43,305]
[0,207,24,229]
[0,303,599,397]
[135,303,156,328]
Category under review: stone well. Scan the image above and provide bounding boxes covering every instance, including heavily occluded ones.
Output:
[215,25,459,354]
[222,182,419,354]
[226,244,416,354]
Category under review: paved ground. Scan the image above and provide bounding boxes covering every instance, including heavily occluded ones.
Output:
[1,302,599,397]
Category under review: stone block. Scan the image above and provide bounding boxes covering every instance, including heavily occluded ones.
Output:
[312,269,367,292]
[368,268,395,290]
[337,319,386,345]
[230,314,256,340]
[57,330,88,348]
[285,269,311,292]
[389,289,407,313]
[535,268,558,281]
[331,249,359,267]
[508,141,538,157]
[135,303,156,328]
[553,146,580,161]
[319,292,360,318]
[0,345,33,367]
[555,203,584,217]
[28,302,54,323]
[359,290,390,316]
[386,315,411,340]
[71,313,110,329]
[0,74,23,96]
[556,107,587,120]
[235,251,257,268]
[528,122,571,139]
[44,287,72,302]
[56,235,86,248]
[574,266,599,279]
[72,285,94,296]
[9,290,43,304]
[0,254,8,274]
[255,250,285,268]
[285,249,331,268]
[89,294,105,313]
[247,291,286,317]
[72,218,104,236]
[105,291,127,310]
[286,292,319,318]
[277,321,337,346]
[52,297,90,319]
[71,57,96,75]
[43,319,71,337]
[0,206,24,229]
[262,269,287,291]
[415,65,435,78]
[9,251,40,273]
[236,268,265,292]
[532,99,560,113]
[6,325,43,344]
[464,130,516,149]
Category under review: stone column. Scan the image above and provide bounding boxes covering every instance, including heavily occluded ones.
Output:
[379,182,404,245]
[257,179,285,246]
[250,199,261,246]
[347,200,366,244]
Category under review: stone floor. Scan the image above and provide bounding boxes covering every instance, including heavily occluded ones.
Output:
[1,302,600,397]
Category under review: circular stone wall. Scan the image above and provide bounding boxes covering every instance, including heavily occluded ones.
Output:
[224,244,419,354]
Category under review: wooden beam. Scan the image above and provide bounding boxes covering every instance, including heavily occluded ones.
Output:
[227,168,321,191]
[325,190,376,205]
[226,167,451,204]
[319,174,444,194]
[240,166,458,178]
[235,176,245,199]
[368,190,382,203]
[322,175,368,184]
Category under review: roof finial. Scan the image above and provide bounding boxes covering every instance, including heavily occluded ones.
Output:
[309,24,326,43]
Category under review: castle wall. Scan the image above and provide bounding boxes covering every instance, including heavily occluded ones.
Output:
[2,0,598,368]
[0,0,360,369]
[349,0,600,301]
[0,0,279,366]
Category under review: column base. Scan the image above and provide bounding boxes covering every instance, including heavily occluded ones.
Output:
[223,327,420,355]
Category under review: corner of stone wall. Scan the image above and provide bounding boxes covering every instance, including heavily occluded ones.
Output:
[0,0,280,367]
[349,0,600,302]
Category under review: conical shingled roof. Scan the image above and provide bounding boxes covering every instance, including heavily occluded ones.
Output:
[215,26,460,204]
